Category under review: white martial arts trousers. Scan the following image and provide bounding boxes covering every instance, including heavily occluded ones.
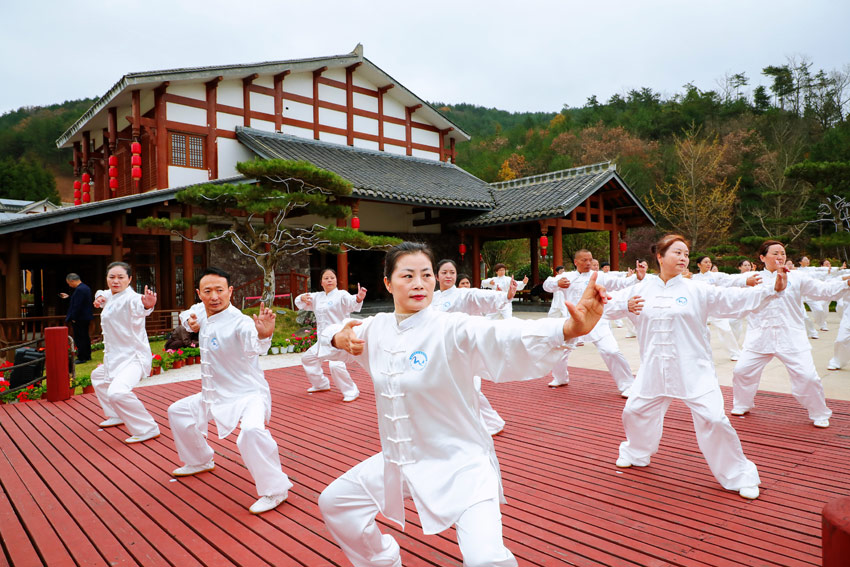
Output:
[550,351,570,386]
[622,318,637,338]
[167,393,293,498]
[592,333,634,392]
[92,363,160,437]
[301,346,359,398]
[732,350,832,421]
[319,453,517,567]
[708,317,741,359]
[619,388,760,490]
[807,301,828,331]
[828,323,850,369]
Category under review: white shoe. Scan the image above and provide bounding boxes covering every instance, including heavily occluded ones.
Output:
[730,407,749,416]
[809,334,819,339]
[739,486,759,500]
[814,419,830,428]
[827,363,840,371]
[547,378,569,388]
[124,429,161,444]
[342,393,359,403]
[99,417,124,428]
[615,321,623,328]
[576,341,585,347]
[307,385,331,393]
[730,355,739,362]
[249,492,288,514]
[615,457,632,468]
[620,386,633,399]
[821,327,829,332]
[625,333,637,338]
[173,460,215,477]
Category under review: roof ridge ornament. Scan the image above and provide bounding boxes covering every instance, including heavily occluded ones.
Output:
[490,161,616,190]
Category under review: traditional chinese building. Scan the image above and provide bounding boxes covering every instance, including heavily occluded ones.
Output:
[0,45,654,336]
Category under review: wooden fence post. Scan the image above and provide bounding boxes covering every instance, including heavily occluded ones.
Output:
[823,496,850,566]
[45,326,70,402]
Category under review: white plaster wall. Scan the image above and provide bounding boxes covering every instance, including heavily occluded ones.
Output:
[319,107,346,129]
[140,91,156,116]
[168,166,209,188]
[357,201,440,234]
[382,97,406,120]
[254,75,273,89]
[285,100,313,123]
[217,81,243,107]
[353,139,379,151]
[167,102,206,126]
[217,138,256,178]
[283,124,313,139]
[319,82,346,106]
[383,144,407,157]
[284,73,312,97]
[323,68,346,83]
[353,115,378,136]
[319,132,347,146]
[353,92,378,113]
[250,91,274,115]
[352,73,376,90]
[384,122,406,142]
[168,83,205,100]
[251,119,276,132]
[216,111,244,131]
[412,148,440,160]
[412,127,439,147]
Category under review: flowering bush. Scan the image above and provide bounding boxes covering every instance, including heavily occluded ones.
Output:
[290,331,318,353]
[0,360,12,378]
[151,354,163,368]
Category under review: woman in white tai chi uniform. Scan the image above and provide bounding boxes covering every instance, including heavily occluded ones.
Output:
[433,258,515,436]
[691,255,750,361]
[91,261,161,444]
[295,268,366,402]
[608,235,788,500]
[318,242,609,567]
[481,263,528,319]
[731,240,850,428]
[169,268,293,514]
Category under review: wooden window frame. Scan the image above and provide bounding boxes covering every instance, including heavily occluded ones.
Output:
[168,131,206,169]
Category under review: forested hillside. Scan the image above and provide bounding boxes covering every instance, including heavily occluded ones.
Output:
[1,55,849,267]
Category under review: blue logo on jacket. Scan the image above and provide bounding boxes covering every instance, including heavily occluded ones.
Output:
[409,351,428,371]
[676,297,688,305]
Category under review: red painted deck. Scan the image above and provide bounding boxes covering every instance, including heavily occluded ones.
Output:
[1,366,847,566]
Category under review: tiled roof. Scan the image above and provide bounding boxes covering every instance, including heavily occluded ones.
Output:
[455,162,655,228]
[236,128,494,209]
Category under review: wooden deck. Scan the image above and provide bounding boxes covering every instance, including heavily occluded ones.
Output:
[1,366,847,566]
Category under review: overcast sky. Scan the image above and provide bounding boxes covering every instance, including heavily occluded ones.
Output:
[2,0,849,116]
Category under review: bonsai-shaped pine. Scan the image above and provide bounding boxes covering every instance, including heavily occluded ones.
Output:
[139,158,400,305]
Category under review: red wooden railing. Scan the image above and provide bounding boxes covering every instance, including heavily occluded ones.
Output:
[231,271,309,310]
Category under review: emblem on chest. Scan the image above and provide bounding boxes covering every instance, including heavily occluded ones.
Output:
[408,351,428,371]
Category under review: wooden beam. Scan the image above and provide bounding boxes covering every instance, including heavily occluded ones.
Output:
[107,107,117,152]
[206,78,221,180]
[312,67,327,140]
[345,63,362,146]
[405,105,422,156]
[273,71,289,132]
[377,85,394,151]
[154,82,169,190]
[242,74,258,128]
[131,89,141,139]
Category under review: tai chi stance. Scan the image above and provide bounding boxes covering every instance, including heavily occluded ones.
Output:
[91,262,161,443]
[609,235,787,500]
[731,241,850,428]
[295,268,367,402]
[169,268,293,514]
[318,242,609,567]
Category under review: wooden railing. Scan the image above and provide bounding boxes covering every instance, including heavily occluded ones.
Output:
[231,272,309,310]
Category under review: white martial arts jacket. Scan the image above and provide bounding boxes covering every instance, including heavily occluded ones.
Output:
[180,303,272,438]
[543,275,568,318]
[547,270,638,340]
[481,275,526,293]
[742,270,850,354]
[322,306,572,534]
[607,274,780,399]
[96,288,154,375]
[431,286,508,316]
[295,288,362,357]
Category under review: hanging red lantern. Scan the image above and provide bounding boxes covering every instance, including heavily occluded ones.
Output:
[459,243,467,260]
[539,235,549,257]
[73,190,82,199]
[131,142,142,154]
[109,178,119,190]
[82,193,91,203]
[132,166,142,179]
[108,166,118,177]
[74,199,82,206]
[74,180,82,190]
[108,155,118,167]
[82,182,90,193]
[81,173,91,183]
[131,155,142,166]
[351,216,360,230]
[619,241,628,254]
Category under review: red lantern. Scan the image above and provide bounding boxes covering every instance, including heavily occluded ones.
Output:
[82,193,91,203]
[539,235,549,257]
[131,142,142,154]
[459,243,467,260]
[74,180,82,190]
[109,178,119,190]
[132,166,142,179]
[351,216,360,230]
[131,155,142,166]
[619,241,628,254]
[108,155,118,166]
[108,166,118,177]
[74,199,82,206]
[81,173,91,182]
[82,182,90,192]
[73,190,82,199]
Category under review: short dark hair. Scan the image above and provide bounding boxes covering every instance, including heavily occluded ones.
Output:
[106,261,132,278]
[437,259,458,271]
[65,273,81,282]
[457,273,471,284]
[320,267,337,278]
[554,265,564,272]
[199,267,231,287]
[758,240,784,258]
[600,262,610,268]
[695,255,711,265]
[492,263,507,273]
[384,242,435,279]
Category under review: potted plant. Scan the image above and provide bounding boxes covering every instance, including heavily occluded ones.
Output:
[151,354,163,375]
[185,344,201,364]
[72,374,93,394]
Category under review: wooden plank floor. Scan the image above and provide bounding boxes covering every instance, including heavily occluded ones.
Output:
[1,365,847,566]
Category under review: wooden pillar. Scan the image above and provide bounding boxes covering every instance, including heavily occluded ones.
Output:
[312,67,327,140]
[5,235,21,338]
[530,235,540,286]
[111,215,124,262]
[336,218,348,291]
[610,211,620,271]
[206,76,222,180]
[823,496,850,567]
[404,104,422,157]
[472,233,481,286]
[377,85,393,151]
[273,71,289,132]
[345,63,362,146]
[45,326,70,402]
[450,138,456,164]
[242,74,258,128]
[131,89,141,139]
[63,224,73,255]
[154,82,169,190]
[182,205,194,308]
[553,224,563,270]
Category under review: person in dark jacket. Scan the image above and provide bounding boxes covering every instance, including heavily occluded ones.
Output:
[64,273,93,363]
